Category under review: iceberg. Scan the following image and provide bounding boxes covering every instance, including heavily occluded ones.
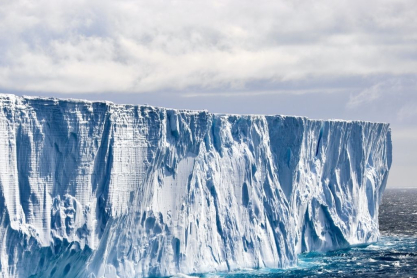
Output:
[0,94,392,277]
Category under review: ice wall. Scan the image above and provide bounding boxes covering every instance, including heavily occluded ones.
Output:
[0,94,392,277]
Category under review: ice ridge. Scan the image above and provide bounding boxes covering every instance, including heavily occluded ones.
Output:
[0,94,392,277]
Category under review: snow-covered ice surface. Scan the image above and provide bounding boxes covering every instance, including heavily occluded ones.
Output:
[0,94,392,277]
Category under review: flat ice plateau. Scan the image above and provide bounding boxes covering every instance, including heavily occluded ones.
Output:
[0,94,392,277]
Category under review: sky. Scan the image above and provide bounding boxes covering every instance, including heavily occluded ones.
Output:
[1,0,416,188]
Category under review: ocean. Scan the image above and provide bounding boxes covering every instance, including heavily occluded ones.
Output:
[188,188,417,278]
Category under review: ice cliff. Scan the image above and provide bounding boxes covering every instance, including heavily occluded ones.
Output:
[0,94,392,277]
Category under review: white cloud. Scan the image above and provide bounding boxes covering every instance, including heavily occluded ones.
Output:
[181,88,349,98]
[346,77,415,108]
[0,0,416,93]
[347,84,383,108]
[398,103,417,121]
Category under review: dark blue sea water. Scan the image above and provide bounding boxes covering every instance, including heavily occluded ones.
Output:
[189,188,417,278]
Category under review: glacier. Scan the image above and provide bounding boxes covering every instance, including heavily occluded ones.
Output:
[0,94,392,277]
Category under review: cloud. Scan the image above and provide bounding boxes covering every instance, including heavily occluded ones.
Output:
[346,79,397,108]
[346,76,417,108]
[0,0,417,94]
[347,84,385,108]
[398,103,417,121]
[181,87,350,98]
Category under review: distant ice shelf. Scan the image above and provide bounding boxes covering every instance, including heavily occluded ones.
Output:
[0,94,392,277]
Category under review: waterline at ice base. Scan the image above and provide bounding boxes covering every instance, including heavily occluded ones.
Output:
[0,94,392,277]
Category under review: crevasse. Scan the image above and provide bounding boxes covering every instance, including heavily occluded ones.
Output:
[0,94,392,277]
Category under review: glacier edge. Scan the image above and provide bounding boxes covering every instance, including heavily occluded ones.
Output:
[0,94,392,277]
